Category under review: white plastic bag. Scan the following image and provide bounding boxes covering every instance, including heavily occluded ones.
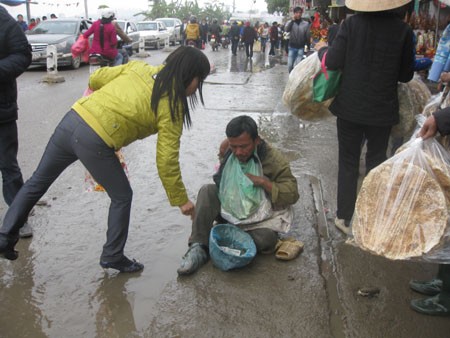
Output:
[282,52,332,121]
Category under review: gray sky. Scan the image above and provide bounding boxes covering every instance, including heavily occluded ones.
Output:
[4,0,269,20]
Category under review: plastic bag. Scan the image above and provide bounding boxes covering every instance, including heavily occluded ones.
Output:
[253,40,261,52]
[282,52,332,121]
[352,137,450,262]
[71,34,89,58]
[312,52,342,103]
[392,75,431,139]
[219,153,264,220]
[209,224,257,271]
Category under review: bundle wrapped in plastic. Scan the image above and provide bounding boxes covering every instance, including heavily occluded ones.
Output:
[352,137,450,262]
[391,75,431,139]
[282,52,332,121]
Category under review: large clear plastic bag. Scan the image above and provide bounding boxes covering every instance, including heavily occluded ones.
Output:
[352,137,450,262]
[219,153,272,223]
[282,52,332,121]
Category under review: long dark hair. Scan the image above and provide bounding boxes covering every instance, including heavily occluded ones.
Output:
[151,46,210,127]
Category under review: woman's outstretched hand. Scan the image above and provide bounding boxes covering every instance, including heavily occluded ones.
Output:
[180,200,195,220]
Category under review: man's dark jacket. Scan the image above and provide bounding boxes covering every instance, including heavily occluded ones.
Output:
[0,5,31,124]
[322,12,414,126]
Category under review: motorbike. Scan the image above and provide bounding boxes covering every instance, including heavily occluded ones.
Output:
[221,36,229,49]
[88,53,113,73]
[210,34,219,51]
[186,39,200,48]
[88,44,132,73]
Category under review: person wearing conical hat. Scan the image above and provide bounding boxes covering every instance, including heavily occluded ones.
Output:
[315,1,414,232]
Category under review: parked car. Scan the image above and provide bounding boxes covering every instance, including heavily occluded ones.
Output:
[26,18,92,69]
[114,19,140,53]
[136,21,170,49]
[155,17,182,45]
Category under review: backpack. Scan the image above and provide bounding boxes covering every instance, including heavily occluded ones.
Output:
[185,23,199,40]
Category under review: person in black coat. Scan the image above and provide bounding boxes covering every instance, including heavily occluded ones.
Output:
[229,21,240,56]
[317,0,414,235]
[0,5,32,238]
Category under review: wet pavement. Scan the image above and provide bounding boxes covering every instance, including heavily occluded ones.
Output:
[1,45,450,337]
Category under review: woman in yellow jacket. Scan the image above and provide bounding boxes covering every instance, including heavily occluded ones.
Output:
[0,46,211,273]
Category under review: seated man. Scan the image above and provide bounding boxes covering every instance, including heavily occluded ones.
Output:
[177,115,299,275]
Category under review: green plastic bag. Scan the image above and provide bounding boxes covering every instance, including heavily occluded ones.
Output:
[313,51,342,103]
[219,153,263,220]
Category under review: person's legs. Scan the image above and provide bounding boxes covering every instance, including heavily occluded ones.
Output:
[245,42,250,57]
[363,125,391,175]
[231,39,238,55]
[178,184,220,275]
[113,52,123,66]
[336,118,365,222]
[0,121,24,206]
[189,184,221,246]
[411,264,450,316]
[294,48,304,67]
[269,41,275,55]
[0,111,80,258]
[70,115,133,264]
[249,42,254,58]
[287,47,299,73]
[247,228,278,253]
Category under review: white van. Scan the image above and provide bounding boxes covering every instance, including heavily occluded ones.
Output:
[155,18,182,45]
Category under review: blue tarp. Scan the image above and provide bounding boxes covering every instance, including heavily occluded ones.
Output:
[0,0,27,6]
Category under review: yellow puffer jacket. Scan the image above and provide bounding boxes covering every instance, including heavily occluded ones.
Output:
[72,61,188,206]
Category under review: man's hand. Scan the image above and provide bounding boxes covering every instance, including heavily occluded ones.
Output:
[418,115,438,140]
[179,200,195,220]
[246,174,272,193]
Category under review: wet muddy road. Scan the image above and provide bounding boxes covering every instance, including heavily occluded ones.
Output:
[1,46,450,338]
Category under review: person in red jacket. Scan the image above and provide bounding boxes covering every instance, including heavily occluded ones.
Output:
[83,9,122,66]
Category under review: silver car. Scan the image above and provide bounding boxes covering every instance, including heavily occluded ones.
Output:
[155,18,182,46]
[26,18,92,69]
[136,21,170,49]
[114,20,140,53]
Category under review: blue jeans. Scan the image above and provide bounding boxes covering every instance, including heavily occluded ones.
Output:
[0,110,132,262]
[288,47,304,73]
[113,52,123,66]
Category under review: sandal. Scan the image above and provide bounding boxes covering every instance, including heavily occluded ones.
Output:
[275,237,304,261]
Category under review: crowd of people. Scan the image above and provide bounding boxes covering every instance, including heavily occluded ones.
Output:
[3,0,450,320]
[15,12,56,32]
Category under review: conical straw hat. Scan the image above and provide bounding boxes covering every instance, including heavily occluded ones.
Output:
[346,0,411,12]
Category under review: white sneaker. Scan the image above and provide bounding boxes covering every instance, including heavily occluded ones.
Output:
[334,218,352,235]
[19,222,33,238]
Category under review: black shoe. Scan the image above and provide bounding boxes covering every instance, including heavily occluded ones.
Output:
[100,256,144,273]
[0,235,19,261]
[409,278,442,296]
[411,294,450,316]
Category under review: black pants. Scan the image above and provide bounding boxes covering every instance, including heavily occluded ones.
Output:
[189,184,278,253]
[336,117,391,221]
[231,38,238,55]
[245,42,254,58]
[0,110,132,263]
[0,121,24,206]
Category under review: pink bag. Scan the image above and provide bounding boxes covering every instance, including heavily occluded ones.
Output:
[71,35,89,58]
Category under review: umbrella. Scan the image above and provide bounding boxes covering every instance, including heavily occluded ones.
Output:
[0,0,28,6]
